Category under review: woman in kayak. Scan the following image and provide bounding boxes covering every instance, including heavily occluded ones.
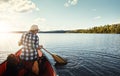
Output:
[18,25,43,75]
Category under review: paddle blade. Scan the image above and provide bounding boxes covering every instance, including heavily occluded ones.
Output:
[52,54,67,65]
[42,47,67,65]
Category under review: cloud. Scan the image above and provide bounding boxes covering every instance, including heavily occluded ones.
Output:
[64,0,78,7]
[34,18,46,23]
[64,3,69,7]
[110,19,120,24]
[0,0,9,3]
[0,0,39,13]
[94,16,101,20]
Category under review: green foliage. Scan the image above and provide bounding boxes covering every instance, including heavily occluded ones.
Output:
[69,24,120,34]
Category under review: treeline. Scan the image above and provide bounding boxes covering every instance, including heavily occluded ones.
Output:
[68,24,120,34]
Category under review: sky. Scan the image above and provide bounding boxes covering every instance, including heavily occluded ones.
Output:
[0,0,120,32]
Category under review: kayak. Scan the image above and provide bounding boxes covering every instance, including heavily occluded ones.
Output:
[0,49,58,76]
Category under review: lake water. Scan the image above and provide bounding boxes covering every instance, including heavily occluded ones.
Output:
[0,33,120,76]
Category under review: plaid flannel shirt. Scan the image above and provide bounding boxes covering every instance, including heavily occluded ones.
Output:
[20,32,39,61]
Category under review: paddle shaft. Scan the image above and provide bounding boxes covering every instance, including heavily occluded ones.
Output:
[42,47,53,55]
[42,47,67,65]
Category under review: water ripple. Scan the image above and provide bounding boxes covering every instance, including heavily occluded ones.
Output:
[56,50,120,76]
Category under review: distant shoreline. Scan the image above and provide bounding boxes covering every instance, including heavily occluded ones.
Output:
[1,23,120,34]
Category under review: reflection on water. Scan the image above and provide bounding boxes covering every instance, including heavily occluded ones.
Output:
[0,33,120,76]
